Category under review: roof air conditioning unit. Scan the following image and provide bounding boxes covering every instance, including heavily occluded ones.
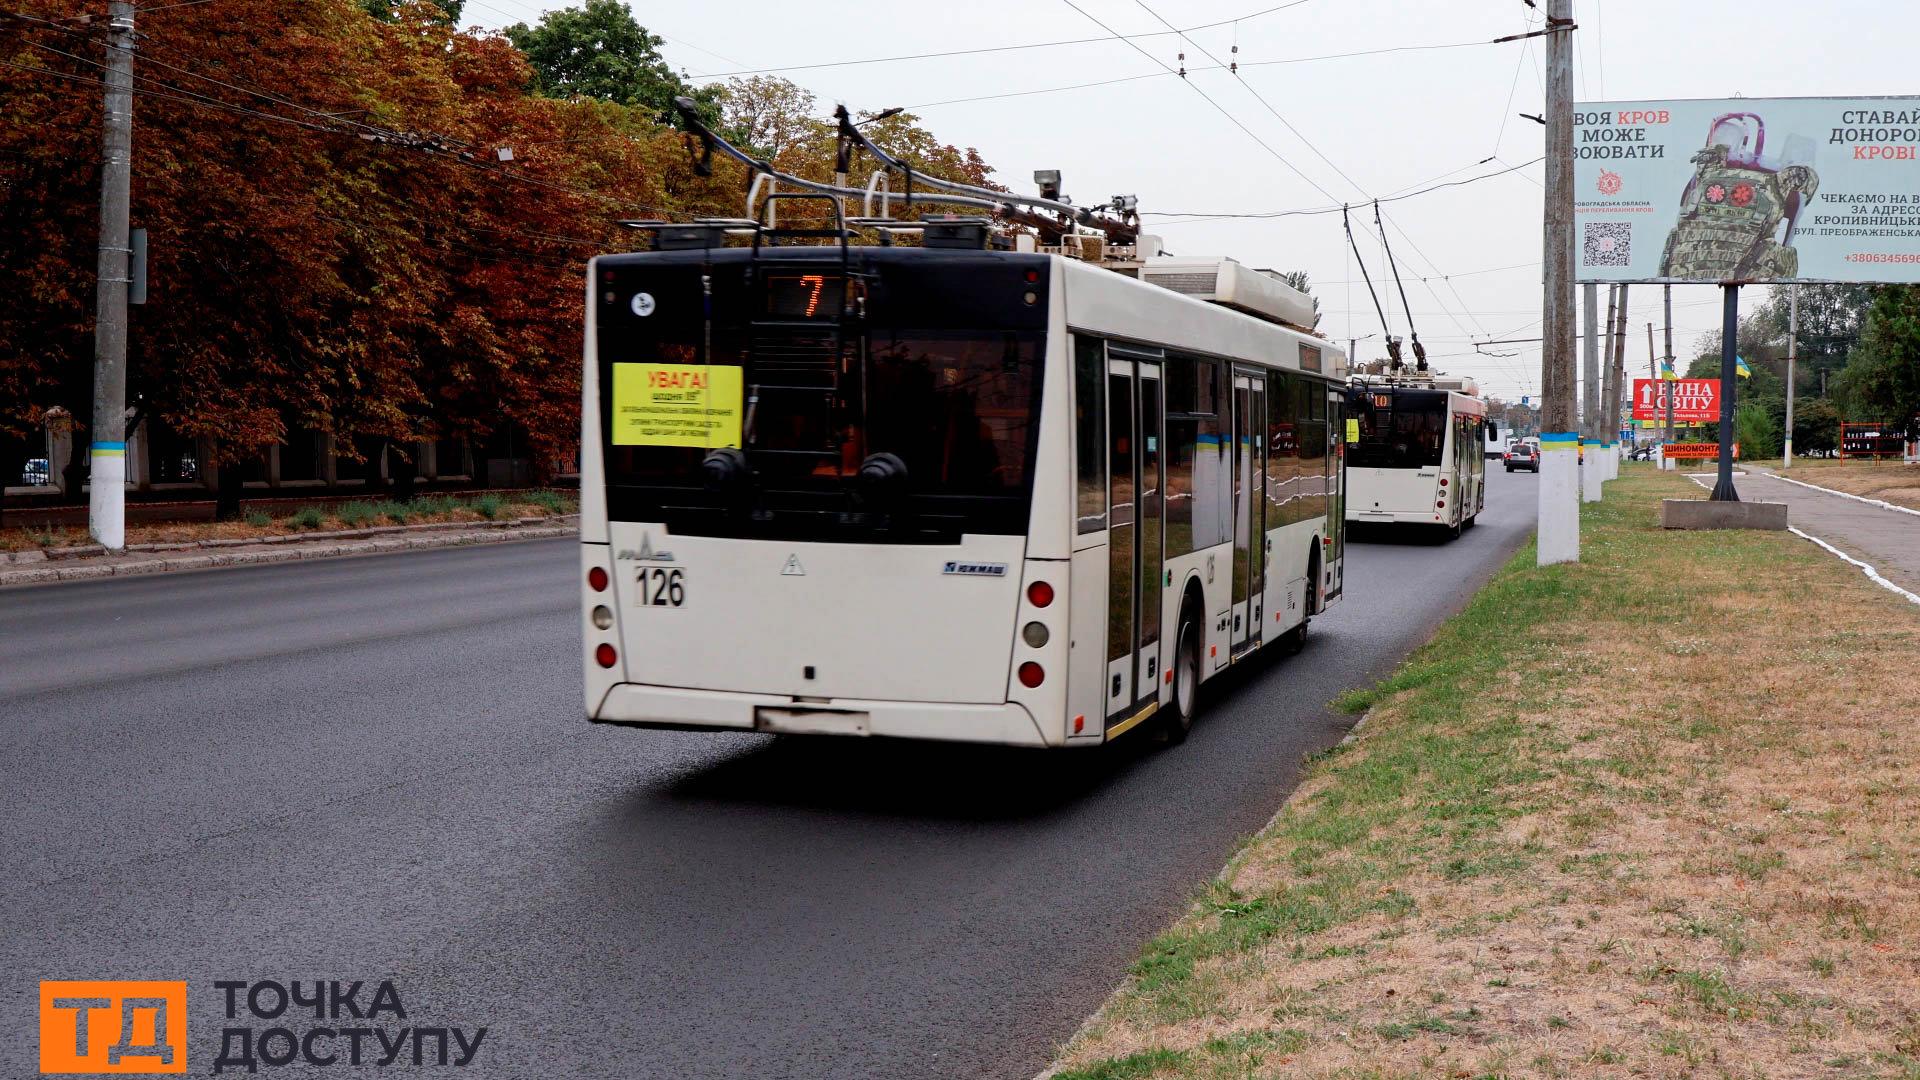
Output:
[1139,256,1316,330]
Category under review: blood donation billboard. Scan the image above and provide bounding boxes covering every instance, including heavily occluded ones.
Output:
[1574,97,1920,284]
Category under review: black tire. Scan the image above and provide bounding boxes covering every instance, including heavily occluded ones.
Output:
[1158,610,1202,744]
[1505,465,1513,472]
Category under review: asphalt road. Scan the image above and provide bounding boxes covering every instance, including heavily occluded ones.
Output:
[2,467,1535,1079]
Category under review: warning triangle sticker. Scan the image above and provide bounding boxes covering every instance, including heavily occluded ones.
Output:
[781,555,806,576]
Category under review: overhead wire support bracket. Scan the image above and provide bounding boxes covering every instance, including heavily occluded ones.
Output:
[1491,21,1576,44]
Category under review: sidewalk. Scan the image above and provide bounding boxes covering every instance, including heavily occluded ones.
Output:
[1730,468,1920,596]
[0,515,576,587]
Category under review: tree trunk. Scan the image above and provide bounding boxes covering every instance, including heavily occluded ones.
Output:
[214,457,243,520]
[390,446,417,502]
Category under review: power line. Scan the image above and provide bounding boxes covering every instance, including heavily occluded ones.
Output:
[889,37,1494,114]
[1144,156,1541,220]
[6,29,680,218]
[689,0,1315,78]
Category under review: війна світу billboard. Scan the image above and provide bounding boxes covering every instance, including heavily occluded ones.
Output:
[1574,97,1920,284]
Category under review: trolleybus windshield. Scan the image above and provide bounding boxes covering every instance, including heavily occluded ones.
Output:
[1348,388,1448,470]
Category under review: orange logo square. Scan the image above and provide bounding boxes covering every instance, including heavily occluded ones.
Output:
[39,982,187,1074]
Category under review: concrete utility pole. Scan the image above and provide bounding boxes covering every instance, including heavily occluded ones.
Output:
[1582,284,1600,437]
[1582,283,1612,502]
[1537,0,1577,564]
[1784,286,1798,469]
[1663,284,1675,444]
[1608,283,1629,476]
[89,0,136,551]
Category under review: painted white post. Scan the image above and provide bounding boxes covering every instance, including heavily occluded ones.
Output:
[1540,432,1582,565]
[1581,438,1603,502]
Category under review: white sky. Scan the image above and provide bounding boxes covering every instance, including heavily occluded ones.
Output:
[464,0,1913,404]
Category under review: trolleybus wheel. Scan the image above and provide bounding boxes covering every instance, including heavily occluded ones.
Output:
[1283,549,1318,654]
[1159,612,1201,744]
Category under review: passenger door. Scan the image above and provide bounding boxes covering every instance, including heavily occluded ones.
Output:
[1231,371,1264,654]
[1104,351,1165,728]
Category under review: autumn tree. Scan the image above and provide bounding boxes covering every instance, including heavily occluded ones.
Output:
[0,1,1000,514]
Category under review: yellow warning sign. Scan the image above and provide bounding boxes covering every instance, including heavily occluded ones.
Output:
[611,363,743,448]
[1345,418,1360,444]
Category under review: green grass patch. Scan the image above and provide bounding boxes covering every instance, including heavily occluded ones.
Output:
[289,506,325,530]
[1053,1047,1190,1080]
[335,501,378,528]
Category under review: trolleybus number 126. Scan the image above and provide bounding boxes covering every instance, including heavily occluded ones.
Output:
[580,241,1345,749]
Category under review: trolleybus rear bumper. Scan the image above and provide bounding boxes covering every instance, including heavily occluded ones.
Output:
[591,684,1051,747]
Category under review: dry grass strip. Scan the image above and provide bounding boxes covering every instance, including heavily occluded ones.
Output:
[1049,467,1920,1080]
[1764,460,1920,513]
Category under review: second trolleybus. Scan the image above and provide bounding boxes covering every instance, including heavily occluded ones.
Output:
[1344,374,1491,538]
[579,229,1347,748]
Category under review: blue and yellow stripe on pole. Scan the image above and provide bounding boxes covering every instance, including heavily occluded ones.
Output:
[1539,431,1579,452]
[90,441,126,457]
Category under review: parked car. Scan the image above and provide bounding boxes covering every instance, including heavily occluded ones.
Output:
[1504,442,1539,472]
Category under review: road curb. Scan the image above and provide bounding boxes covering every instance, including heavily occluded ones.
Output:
[0,521,576,588]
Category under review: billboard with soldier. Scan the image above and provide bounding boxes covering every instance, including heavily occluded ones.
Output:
[1574,96,1920,284]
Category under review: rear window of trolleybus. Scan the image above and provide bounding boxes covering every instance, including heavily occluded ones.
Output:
[601,327,1044,540]
[1347,388,1447,470]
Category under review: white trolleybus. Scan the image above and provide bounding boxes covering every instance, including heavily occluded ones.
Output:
[579,228,1347,749]
[1344,373,1491,538]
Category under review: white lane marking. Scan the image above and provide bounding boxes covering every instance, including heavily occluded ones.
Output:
[1759,470,1920,518]
[1681,472,1920,605]
[1787,527,1920,607]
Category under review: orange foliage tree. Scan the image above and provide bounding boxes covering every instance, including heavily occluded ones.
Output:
[0,0,995,502]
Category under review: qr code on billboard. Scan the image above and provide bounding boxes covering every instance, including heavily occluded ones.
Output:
[1583,222,1631,267]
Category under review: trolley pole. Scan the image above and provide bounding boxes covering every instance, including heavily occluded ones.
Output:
[89,0,136,551]
[1784,286,1798,469]
[1663,285,1675,445]
[1537,0,1578,564]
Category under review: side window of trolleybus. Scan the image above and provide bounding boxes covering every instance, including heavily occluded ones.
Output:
[1074,336,1107,534]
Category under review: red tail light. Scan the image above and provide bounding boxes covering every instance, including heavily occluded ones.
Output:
[594,643,617,668]
[1439,477,1448,486]
[1017,662,1044,688]
[1026,580,1054,608]
[588,566,609,592]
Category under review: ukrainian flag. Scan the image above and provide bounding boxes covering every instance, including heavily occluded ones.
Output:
[1660,357,1677,381]
[1736,355,1752,379]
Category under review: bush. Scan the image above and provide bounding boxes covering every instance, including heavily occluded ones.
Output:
[472,494,503,520]
[336,502,378,528]
[244,511,271,528]
[410,495,457,518]
[290,507,325,530]
[372,500,412,524]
